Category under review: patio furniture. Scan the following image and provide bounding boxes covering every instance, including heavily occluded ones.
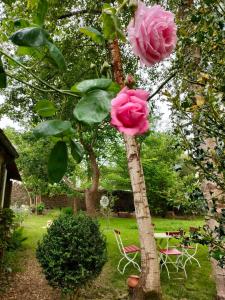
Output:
[179,227,201,268]
[155,231,187,279]
[114,229,141,274]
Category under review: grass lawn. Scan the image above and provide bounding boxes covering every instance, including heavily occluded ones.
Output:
[21,211,216,300]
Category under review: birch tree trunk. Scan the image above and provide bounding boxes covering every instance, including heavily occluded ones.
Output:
[110,39,161,299]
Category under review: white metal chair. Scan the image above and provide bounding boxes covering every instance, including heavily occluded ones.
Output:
[114,229,141,274]
[159,231,187,279]
[180,243,201,268]
[179,227,201,268]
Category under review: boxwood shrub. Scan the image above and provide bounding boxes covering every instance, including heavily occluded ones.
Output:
[36,213,107,294]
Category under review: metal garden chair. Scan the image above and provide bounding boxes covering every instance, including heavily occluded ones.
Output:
[180,227,201,268]
[159,231,187,279]
[114,229,141,274]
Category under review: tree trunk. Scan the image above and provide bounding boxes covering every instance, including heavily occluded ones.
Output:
[84,145,100,216]
[125,135,161,300]
[212,259,225,300]
[110,39,161,299]
[201,178,225,300]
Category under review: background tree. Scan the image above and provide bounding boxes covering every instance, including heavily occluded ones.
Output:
[0,0,124,215]
[102,132,204,216]
[163,0,225,297]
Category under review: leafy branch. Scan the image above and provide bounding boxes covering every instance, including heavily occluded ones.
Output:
[0,49,79,98]
[58,9,101,20]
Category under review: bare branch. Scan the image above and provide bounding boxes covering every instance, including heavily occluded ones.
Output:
[58,9,101,20]
[0,49,79,98]
[147,71,177,101]
[6,72,52,93]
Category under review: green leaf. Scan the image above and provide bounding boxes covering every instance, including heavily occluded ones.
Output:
[10,27,49,47]
[79,27,104,44]
[107,82,120,94]
[14,19,30,28]
[101,5,125,42]
[0,56,7,88]
[70,140,84,163]
[1,0,16,5]
[35,100,56,117]
[34,0,48,26]
[16,46,43,59]
[71,78,112,93]
[46,42,66,70]
[73,89,112,124]
[48,141,68,183]
[33,120,72,138]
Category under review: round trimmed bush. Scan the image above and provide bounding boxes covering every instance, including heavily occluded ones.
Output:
[36,213,107,294]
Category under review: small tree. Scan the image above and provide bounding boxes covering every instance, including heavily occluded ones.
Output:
[36,213,107,299]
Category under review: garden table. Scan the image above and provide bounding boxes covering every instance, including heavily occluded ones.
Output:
[154,232,187,278]
[154,232,179,248]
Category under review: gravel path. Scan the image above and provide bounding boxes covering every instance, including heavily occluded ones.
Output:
[0,254,60,300]
[0,253,128,300]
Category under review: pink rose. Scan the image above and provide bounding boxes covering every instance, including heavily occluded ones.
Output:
[110,87,149,136]
[128,2,177,66]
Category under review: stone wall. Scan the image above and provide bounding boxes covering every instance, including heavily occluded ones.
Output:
[11,182,31,206]
[41,194,85,211]
[11,183,135,213]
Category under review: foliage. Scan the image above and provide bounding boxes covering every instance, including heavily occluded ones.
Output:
[163,0,225,188]
[0,0,223,275]
[101,132,203,215]
[0,0,135,191]
[36,202,45,214]
[36,213,107,294]
[11,205,30,226]
[22,212,215,299]
[0,208,14,259]
[61,206,73,215]
[165,0,225,267]
[6,227,27,251]
[4,128,79,197]
[0,207,26,276]
[181,206,225,268]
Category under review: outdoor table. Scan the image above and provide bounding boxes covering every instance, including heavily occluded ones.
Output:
[154,232,179,248]
[154,232,187,278]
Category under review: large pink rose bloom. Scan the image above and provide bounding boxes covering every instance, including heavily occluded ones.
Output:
[128,2,177,66]
[111,87,149,136]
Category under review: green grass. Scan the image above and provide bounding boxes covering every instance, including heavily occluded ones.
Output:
[22,211,216,300]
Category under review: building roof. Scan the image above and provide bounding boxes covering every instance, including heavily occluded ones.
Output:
[0,129,21,181]
[0,129,19,158]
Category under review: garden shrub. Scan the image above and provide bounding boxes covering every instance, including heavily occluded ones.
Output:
[36,213,107,295]
[7,227,27,251]
[62,206,73,215]
[11,204,29,226]
[36,202,45,214]
[0,208,14,261]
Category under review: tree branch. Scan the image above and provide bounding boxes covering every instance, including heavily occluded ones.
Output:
[58,9,101,20]
[6,72,52,93]
[0,49,79,98]
[147,71,177,101]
